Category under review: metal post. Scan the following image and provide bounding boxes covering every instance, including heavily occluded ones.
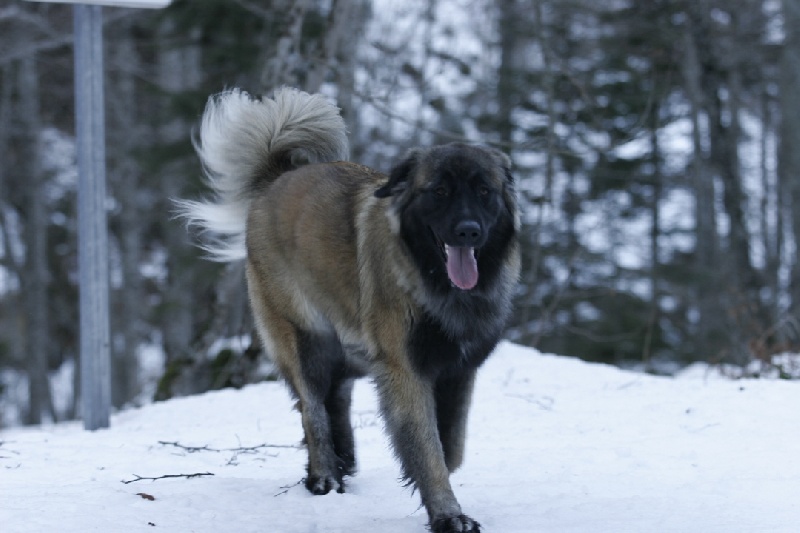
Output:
[74,4,110,430]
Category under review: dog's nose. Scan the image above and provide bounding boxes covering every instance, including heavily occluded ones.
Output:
[454,220,482,246]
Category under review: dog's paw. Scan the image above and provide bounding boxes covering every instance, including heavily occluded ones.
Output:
[304,474,344,495]
[336,452,357,477]
[430,514,481,533]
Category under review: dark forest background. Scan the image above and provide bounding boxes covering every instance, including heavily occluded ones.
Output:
[2,0,800,426]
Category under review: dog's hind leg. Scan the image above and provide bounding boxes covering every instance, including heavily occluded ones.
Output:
[326,376,356,476]
[246,266,346,495]
[293,329,350,494]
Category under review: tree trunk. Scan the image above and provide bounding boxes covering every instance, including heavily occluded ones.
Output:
[107,19,143,408]
[716,64,759,293]
[261,0,309,89]
[524,0,556,345]
[759,76,783,342]
[496,0,522,145]
[644,107,662,365]
[19,55,55,424]
[781,0,800,320]
[306,0,354,93]
[682,4,726,359]
[155,18,202,395]
[333,1,370,161]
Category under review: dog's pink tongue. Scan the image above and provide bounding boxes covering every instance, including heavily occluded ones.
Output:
[445,245,478,290]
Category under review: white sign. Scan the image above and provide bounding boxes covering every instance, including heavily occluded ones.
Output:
[25,0,171,8]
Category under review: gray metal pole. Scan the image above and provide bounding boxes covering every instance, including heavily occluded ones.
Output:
[74,3,111,430]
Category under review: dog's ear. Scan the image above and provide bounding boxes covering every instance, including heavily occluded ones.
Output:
[375,148,422,198]
[488,147,514,185]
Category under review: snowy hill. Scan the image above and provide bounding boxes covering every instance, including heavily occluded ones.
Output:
[1,342,798,532]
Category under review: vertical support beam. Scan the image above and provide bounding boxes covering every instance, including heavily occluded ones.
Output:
[74,4,110,430]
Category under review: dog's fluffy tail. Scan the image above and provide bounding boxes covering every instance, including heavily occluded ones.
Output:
[177,87,349,261]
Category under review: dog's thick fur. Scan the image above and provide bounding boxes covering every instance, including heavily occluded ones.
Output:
[180,88,520,533]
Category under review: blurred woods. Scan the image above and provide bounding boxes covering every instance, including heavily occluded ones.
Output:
[2,0,800,426]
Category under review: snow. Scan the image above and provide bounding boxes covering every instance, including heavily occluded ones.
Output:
[1,342,798,532]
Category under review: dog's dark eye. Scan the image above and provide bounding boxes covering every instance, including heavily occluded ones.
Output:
[479,186,491,196]
[434,186,449,197]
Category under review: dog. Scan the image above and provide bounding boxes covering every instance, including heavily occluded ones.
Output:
[179,87,520,533]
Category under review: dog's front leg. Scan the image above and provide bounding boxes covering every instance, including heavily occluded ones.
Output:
[375,363,481,533]
[435,369,477,473]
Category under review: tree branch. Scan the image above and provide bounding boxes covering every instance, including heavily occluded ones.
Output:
[121,472,214,484]
[158,440,300,453]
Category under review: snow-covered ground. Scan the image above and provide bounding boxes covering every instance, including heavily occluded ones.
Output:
[1,342,798,532]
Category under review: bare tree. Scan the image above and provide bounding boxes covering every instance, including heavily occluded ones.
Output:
[781,0,800,321]
[681,2,725,358]
[19,54,56,424]
[260,0,310,89]
[106,14,146,408]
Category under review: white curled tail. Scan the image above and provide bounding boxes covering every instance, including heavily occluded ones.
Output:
[176,87,349,261]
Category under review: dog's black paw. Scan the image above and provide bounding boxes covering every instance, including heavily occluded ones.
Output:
[430,514,481,533]
[304,474,344,495]
[336,452,357,477]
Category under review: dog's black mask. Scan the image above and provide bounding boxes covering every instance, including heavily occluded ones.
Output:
[377,143,512,291]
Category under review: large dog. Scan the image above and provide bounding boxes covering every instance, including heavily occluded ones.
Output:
[180,88,520,533]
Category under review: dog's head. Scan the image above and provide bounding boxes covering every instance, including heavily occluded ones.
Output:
[376,143,517,292]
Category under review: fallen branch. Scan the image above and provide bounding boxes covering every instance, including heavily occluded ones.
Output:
[274,479,303,497]
[0,440,21,461]
[158,440,300,453]
[121,472,214,484]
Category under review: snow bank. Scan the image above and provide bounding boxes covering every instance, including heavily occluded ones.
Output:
[1,342,798,532]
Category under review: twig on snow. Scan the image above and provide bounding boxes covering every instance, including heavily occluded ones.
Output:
[274,479,304,497]
[158,440,300,454]
[121,472,214,484]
